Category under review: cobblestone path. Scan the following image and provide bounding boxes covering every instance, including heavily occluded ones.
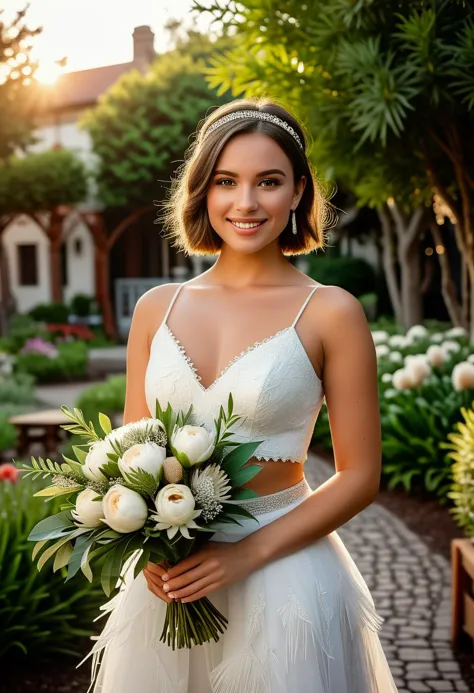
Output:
[305,453,469,693]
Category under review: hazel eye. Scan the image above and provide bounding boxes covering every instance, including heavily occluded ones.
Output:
[215,179,234,186]
[259,179,280,187]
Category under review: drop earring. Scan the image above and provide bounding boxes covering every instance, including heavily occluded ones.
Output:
[292,209,298,235]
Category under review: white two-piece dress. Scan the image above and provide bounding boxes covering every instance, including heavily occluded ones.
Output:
[87,282,399,693]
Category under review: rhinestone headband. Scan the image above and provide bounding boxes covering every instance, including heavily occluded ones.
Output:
[205,109,304,150]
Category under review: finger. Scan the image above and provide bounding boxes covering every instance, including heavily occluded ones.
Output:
[162,565,208,593]
[180,583,222,604]
[144,572,175,603]
[168,576,218,600]
[146,561,168,576]
[164,554,203,579]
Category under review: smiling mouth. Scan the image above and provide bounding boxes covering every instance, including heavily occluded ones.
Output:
[227,219,267,229]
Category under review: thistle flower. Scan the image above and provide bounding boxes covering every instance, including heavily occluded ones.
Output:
[191,464,232,522]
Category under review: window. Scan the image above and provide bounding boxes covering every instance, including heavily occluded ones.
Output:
[17,244,38,286]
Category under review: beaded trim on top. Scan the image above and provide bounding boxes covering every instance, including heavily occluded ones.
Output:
[164,323,292,392]
[226,477,311,514]
[204,110,304,150]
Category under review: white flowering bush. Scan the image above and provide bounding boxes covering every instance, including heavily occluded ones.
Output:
[371,322,474,498]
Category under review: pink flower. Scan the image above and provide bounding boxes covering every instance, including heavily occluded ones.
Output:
[0,463,19,483]
[20,337,58,359]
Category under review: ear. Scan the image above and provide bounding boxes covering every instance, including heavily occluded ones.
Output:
[292,176,306,208]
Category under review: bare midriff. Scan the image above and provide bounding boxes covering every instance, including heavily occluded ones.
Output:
[242,456,305,496]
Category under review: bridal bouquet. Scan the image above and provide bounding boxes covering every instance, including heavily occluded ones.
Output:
[18,394,263,649]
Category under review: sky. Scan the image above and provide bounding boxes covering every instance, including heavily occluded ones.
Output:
[2,0,214,78]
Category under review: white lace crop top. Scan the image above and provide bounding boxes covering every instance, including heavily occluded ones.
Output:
[144,283,325,463]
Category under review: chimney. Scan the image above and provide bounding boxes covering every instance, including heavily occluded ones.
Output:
[133,26,155,71]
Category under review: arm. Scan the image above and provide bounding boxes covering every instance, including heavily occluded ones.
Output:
[243,286,381,566]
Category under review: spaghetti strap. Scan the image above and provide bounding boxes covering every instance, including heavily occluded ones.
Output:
[291,285,320,328]
[162,283,185,326]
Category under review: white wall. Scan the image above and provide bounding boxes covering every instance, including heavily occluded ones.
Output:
[4,216,51,313]
[63,220,95,304]
[339,236,379,272]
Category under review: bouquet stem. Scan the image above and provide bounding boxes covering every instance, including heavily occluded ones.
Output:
[160,597,228,649]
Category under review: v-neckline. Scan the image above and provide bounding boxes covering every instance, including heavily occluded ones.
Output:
[162,322,293,392]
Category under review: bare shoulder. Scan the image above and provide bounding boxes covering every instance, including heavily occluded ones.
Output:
[135,282,181,319]
[311,284,370,349]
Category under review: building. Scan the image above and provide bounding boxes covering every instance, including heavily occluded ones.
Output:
[1,26,216,337]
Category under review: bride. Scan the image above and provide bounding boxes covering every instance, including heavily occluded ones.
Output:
[88,98,399,692]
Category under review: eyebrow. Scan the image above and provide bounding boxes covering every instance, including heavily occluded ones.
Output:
[213,168,287,177]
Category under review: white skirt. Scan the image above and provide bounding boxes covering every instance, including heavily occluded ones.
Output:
[85,478,399,693]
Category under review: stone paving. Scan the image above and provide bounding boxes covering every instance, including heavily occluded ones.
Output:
[306,453,470,693]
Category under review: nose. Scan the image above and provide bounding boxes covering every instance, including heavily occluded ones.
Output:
[235,184,258,212]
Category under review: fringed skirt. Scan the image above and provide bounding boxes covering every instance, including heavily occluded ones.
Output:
[85,477,399,693]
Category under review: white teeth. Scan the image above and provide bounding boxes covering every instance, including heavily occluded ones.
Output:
[232,221,263,229]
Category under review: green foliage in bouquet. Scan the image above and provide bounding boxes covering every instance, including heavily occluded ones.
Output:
[0,478,103,662]
[380,376,473,499]
[18,393,265,651]
[444,405,474,539]
[75,374,126,430]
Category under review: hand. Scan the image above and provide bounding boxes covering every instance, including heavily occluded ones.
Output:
[143,560,176,603]
[144,541,260,604]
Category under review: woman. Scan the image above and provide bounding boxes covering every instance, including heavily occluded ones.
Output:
[89,98,398,692]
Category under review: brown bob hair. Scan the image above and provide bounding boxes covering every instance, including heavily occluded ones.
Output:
[159,97,332,256]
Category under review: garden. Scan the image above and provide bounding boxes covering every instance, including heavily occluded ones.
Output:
[2,0,474,690]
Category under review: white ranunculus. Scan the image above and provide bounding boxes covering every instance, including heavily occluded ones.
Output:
[388,335,407,348]
[406,324,429,341]
[426,345,448,367]
[442,339,462,354]
[102,484,148,533]
[389,351,403,363]
[446,326,468,339]
[452,362,474,391]
[72,488,104,527]
[83,440,114,482]
[118,442,166,481]
[170,425,215,468]
[375,344,390,359]
[392,368,419,390]
[153,484,202,540]
[371,330,389,345]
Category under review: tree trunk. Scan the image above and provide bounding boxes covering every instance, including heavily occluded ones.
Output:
[398,234,422,327]
[95,246,116,340]
[48,209,63,303]
[430,221,465,328]
[377,206,403,325]
[0,223,15,335]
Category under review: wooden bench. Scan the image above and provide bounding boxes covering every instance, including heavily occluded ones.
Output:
[452,538,474,651]
[8,409,71,458]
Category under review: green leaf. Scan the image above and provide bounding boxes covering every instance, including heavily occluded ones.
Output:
[28,511,75,542]
[221,441,264,476]
[230,465,262,487]
[53,542,73,572]
[99,413,113,436]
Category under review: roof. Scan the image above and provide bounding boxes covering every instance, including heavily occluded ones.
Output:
[39,62,134,112]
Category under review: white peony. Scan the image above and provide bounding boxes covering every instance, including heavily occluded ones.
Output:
[430,332,445,343]
[102,484,148,533]
[118,442,166,481]
[72,488,104,528]
[389,351,403,363]
[83,440,114,482]
[170,425,215,468]
[375,344,390,359]
[426,345,448,367]
[371,330,389,345]
[452,362,474,391]
[388,335,407,348]
[404,354,431,384]
[392,368,420,390]
[446,326,468,339]
[152,484,202,540]
[441,340,462,354]
[406,324,429,341]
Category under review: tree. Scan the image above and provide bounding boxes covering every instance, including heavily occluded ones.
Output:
[0,149,88,332]
[79,35,230,336]
[195,0,474,330]
[0,5,42,158]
